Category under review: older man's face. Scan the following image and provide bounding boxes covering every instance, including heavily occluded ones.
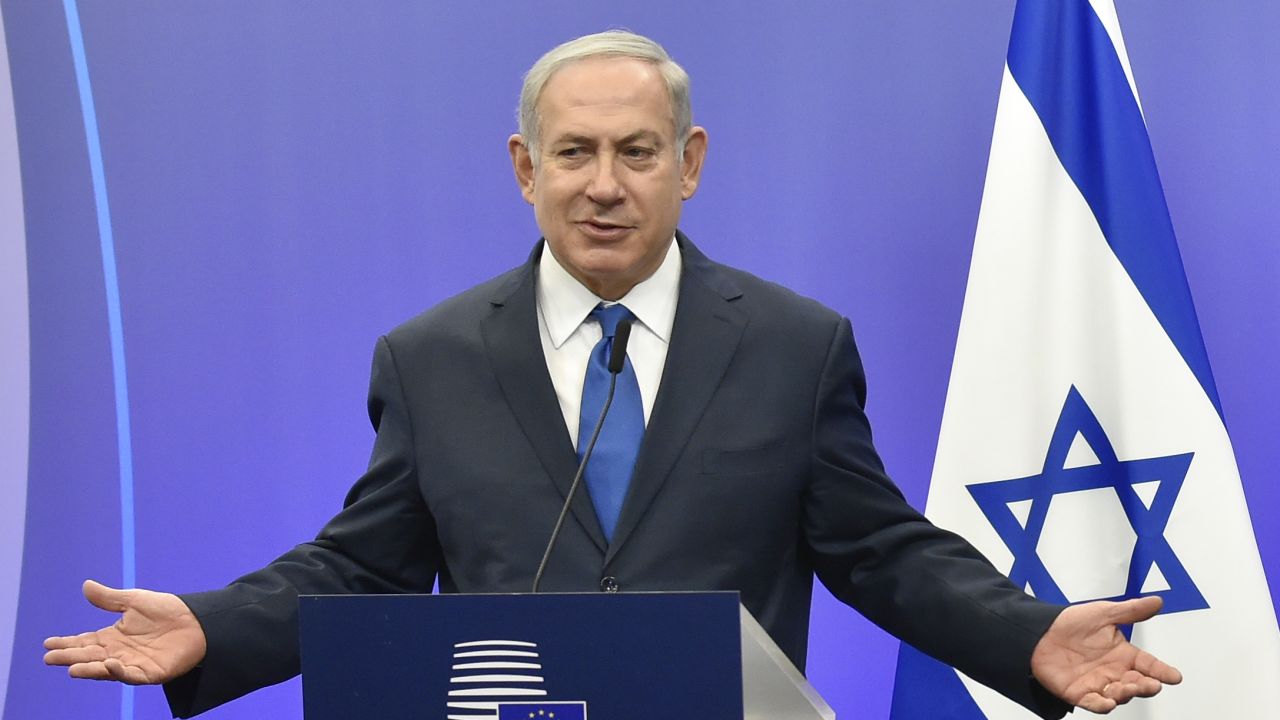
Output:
[509,57,707,300]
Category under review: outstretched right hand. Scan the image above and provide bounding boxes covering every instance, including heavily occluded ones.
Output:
[43,579,207,685]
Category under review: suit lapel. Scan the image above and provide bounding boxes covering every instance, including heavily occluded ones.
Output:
[480,246,608,554]
[605,236,747,565]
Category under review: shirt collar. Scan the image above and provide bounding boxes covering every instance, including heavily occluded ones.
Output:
[537,237,682,349]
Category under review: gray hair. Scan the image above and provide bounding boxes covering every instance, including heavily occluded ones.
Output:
[518,30,692,163]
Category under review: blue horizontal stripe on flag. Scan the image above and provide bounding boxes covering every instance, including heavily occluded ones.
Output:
[1007,0,1222,416]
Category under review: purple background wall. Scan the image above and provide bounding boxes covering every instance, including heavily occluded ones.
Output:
[2,2,1275,719]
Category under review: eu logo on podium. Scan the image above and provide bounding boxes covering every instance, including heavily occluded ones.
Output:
[497,701,588,719]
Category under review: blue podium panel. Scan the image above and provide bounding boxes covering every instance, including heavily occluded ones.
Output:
[299,592,744,720]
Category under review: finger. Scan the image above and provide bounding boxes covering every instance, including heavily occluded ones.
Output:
[67,661,114,681]
[1106,677,1162,705]
[104,658,149,685]
[67,658,148,685]
[82,579,129,613]
[1117,670,1164,698]
[1108,595,1163,625]
[44,635,85,650]
[1134,651,1183,684]
[1076,691,1117,713]
[44,645,109,667]
[43,629,106,651]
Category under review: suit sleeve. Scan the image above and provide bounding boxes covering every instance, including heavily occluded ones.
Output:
[802,318,1070,719]
[164,336,441,717]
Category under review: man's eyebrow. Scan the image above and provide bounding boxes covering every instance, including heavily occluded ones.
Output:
[549,133,596,146]
[616,131,663,146]
[548,131,664,146]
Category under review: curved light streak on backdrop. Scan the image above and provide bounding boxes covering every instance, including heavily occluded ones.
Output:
[0,5,31,716]
[58,1,139,717]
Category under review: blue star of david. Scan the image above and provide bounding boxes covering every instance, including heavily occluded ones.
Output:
[966,386,1207,616]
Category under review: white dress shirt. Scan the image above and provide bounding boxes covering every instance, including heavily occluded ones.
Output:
[536,239,681,450]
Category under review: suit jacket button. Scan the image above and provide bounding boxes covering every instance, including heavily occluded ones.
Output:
[599,576,619,593]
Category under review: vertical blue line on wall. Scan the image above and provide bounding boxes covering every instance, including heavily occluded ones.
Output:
[61,3,135,719]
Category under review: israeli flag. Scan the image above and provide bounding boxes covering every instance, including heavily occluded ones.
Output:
[889,1,1280,718]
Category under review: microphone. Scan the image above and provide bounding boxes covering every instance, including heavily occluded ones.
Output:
[608,319,631,374]
[532,317,633,593]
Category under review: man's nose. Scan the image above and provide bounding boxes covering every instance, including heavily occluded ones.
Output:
[585,155,625,206]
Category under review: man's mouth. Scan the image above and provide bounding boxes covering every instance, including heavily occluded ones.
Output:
[577,220,634,239]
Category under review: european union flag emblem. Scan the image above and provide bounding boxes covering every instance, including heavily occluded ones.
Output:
[496,701,587,720]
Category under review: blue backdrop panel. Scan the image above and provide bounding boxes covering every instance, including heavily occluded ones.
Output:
[2,2,1276,719]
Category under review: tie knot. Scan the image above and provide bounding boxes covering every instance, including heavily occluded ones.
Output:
[592,303,634,338]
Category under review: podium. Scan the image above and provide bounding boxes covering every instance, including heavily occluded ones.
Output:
[299,592,835,719]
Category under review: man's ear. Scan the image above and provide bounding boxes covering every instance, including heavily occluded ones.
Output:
[508,134,536,205]
[679,126,708,200]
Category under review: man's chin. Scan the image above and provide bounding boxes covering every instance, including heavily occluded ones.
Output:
[568,262,649,300]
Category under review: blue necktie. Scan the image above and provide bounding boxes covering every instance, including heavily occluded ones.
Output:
[578,303,645,542]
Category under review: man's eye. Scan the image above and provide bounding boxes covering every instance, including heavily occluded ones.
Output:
[558,147,585,158]
[625,147,655,159]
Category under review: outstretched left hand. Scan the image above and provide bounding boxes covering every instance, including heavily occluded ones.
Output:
[1031,595,1182,713]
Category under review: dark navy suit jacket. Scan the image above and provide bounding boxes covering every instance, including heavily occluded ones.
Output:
[166,234,1067,718]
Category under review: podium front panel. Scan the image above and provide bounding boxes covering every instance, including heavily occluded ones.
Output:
[300,592,744,720]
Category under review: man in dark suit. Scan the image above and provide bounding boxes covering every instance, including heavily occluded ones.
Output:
[45,30,1180,718]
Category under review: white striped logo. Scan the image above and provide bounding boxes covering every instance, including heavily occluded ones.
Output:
[446,640,548,720]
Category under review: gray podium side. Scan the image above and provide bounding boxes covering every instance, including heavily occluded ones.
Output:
[740,604,836,720]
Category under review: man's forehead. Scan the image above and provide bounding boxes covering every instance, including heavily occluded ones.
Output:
[540,57,668,110]
[537,57,676,138]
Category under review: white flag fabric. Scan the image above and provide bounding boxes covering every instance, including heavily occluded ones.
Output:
[889,0,1280,718]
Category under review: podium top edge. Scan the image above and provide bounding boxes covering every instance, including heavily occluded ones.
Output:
[299,590,742,600]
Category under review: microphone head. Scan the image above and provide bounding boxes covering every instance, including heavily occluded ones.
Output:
[608,319,632,374]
